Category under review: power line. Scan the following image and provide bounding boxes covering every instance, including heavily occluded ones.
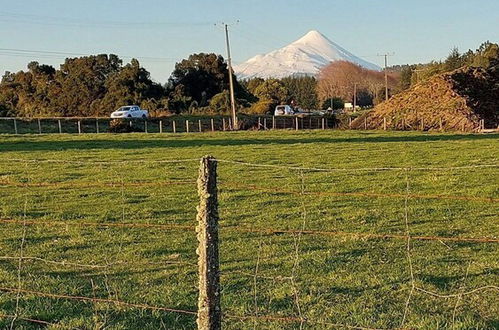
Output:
[0,47,181,63]
[0,11,212,29]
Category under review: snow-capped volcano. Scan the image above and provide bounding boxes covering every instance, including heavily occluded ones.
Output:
[234,30,381,79]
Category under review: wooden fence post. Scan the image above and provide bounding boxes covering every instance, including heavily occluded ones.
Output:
[78,120,82,134]
[272,116,275,129]
[186,120,190,133]
[144,120,148,133]
[322,118,325,130]
[295,117,299,130]
[38,119,42,134]
[13,119,18,134]
[96,119,100,133]
[173,120,177,133]
[364,117,367,130]
[199,119,202,133]
[159,120,163,133]
[222,118,226,131]
[196,156,221,330]
[58,120,62,134]
[211,119,214,132]
[264,118,267,130]
[383,117,387,131]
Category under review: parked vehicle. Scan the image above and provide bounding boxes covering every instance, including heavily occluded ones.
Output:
[110,106,149,118]
[274,105,295,116]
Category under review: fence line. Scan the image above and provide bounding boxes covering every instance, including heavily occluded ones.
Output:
[1,218,498,244]
[1,156,497,328]
[0,157,496,171]
[0,287,198,316]
[0,218,195,231]
[0,158,200,165]
[215,158,499,172]
[221,181,498,203]
[0,179,196,189]
[0,256,197,269]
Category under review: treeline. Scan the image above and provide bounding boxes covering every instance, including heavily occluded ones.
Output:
[396,41,499,91]
[0,55,166,117]
[1,41,496,117]
[0,52,320,117]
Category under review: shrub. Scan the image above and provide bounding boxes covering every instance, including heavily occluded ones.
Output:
[108,119,144,133]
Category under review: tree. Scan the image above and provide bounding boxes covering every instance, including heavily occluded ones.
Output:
[94,59,165,115]
[167,53,248,112]
[321,97,344,110]
[253,79,289,104]
[281,76,318,109]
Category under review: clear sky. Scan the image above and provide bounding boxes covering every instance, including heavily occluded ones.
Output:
[1,0,498,82]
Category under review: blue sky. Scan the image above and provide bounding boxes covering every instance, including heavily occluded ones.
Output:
[1,0,498,82]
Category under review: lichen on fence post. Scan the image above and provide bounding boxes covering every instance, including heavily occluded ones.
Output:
[196,156,221,330]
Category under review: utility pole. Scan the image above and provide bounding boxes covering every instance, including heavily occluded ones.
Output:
[224,23,238,130]
[353,83,358,112]
[378,53,394,102]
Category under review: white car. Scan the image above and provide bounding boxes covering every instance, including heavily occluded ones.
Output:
[111,106,149,118]
[274,105,295,116]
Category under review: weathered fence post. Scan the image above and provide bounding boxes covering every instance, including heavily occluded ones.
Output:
[199,120,202,133]
[322,117,325,130]
[159,120,163,133]
[173,120,177,133]
[58,120,62,134]
[196,156,221,330]
[186,120,190,133]
[295,117,299,130]
[38,119,42,134]
[96,119,100,133]
[222,118,226,131]
[264,117,267,130]
[78,120,82,134]
[364,117,367,130]
[211,119,214,132]
[144,120,148,133]
[272,116,276,129]
[13,119,18,134]
[383,117,387,131]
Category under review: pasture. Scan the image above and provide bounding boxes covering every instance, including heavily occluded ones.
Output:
[0,130,497,329]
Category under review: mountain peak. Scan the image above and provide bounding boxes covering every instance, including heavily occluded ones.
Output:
[234,30,381,79]
[296,30,328,43]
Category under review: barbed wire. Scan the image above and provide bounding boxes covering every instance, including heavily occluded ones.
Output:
[0,179,196,189]
[215,159,499,172]
[0,158,200,165]
[0,256,197,269]
[0,287,198,316]
[221,182,499,203]
[0,218,195,231]
[1,218,498,244]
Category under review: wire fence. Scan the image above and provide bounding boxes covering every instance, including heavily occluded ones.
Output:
[0,157,497,328]
[0,115,338,135]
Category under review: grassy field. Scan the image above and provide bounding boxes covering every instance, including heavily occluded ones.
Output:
[0,130,497,329]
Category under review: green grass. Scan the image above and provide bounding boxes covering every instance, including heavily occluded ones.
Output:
[0,130,497,329]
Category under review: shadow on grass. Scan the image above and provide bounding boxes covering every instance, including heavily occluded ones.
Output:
[0,134,497,152]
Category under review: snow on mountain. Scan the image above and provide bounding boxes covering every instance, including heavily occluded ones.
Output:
[234,30,381,79]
